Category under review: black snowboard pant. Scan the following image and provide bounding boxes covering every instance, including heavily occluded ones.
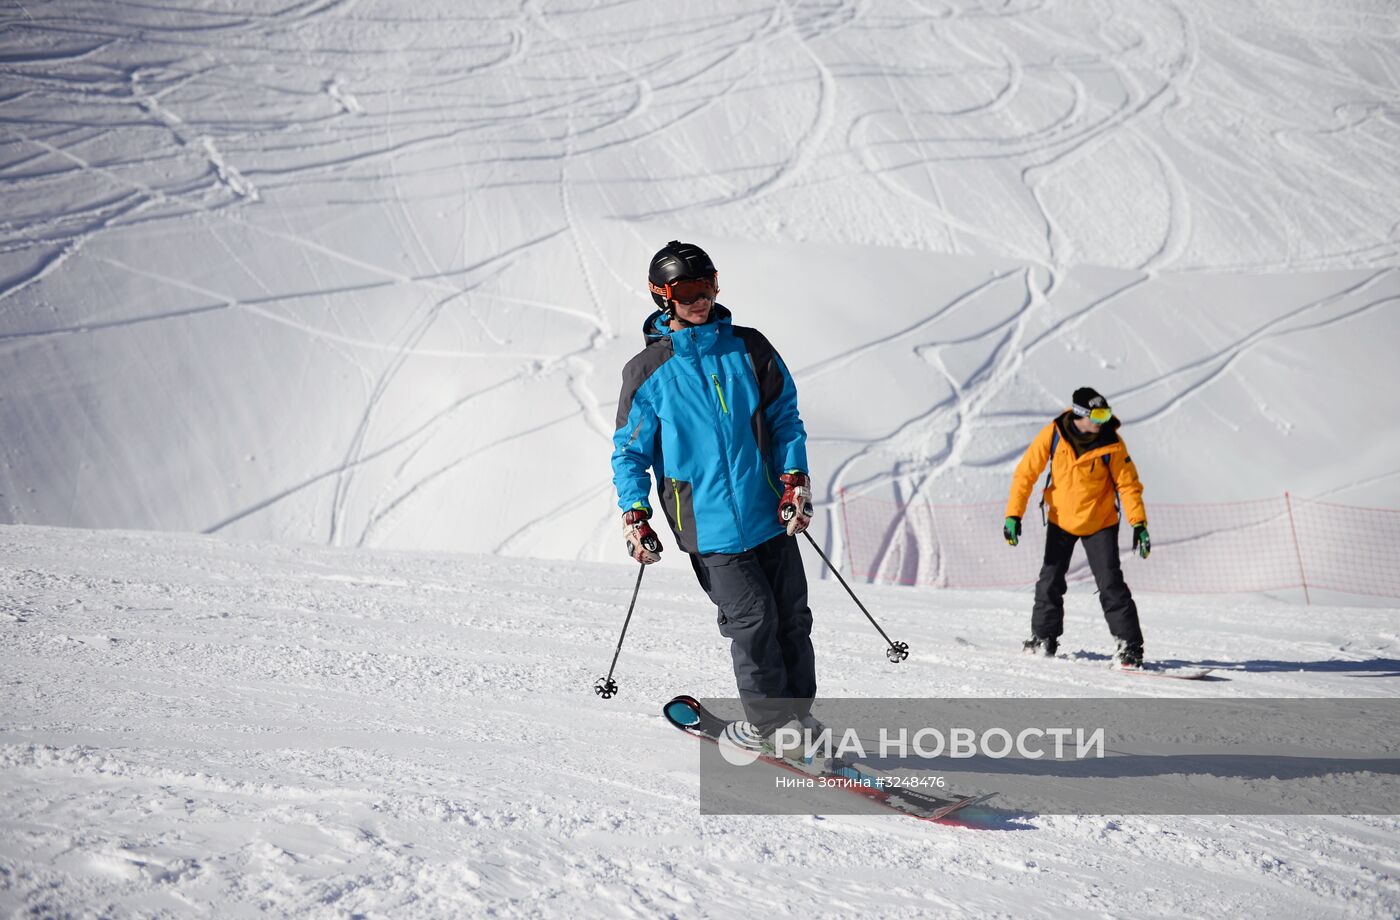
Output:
[1033,521,1144,648]
[691,533,816,734]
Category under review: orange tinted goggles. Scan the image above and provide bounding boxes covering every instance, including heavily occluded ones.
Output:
[650,274,717,305]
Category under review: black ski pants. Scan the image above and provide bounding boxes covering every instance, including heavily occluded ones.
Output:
[1033,521,1144,647]
[691,533,816,734]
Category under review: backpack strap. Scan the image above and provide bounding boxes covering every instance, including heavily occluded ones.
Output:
[1104,453,1121,516]
[1039,426,1060,526]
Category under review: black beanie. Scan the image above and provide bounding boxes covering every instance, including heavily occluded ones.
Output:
[1072,387,1109,413]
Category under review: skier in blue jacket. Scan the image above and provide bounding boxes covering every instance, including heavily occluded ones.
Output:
[611,240,818,747]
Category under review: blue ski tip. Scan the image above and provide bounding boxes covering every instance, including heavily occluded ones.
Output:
[665,700,701,726]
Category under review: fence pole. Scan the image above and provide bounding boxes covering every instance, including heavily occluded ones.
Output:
[838,486,854,580]
[1284,491,1311,606]
[928,502,945,589]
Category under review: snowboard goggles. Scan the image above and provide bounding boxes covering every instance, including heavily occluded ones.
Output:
[649,274,717,305]
[1072,404,1114,424]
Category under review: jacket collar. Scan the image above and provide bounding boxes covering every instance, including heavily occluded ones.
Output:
[1054,409,1121,457]
[641,304,732,346]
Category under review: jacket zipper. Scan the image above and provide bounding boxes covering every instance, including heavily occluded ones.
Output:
[671,478,682,531]
[710,374,729,414]
[690,327,745,546]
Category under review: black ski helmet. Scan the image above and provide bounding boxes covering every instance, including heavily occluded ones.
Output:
[648,240,717,309]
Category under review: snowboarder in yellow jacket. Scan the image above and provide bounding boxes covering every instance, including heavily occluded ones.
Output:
[1004,387,1150,668]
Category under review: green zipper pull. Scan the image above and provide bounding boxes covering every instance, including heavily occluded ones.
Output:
[710,374,729,414]
[672,479,683,530]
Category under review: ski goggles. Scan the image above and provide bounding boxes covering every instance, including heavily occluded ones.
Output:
[1072,404,1114,424]
[649,274,717,305]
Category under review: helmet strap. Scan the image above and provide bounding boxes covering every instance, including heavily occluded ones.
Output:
[665,300,718,329]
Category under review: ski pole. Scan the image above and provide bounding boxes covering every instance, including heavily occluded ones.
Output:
[594,562,647,698]
[802,530,909,663]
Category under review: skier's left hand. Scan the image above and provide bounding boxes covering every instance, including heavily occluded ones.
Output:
[779,471,813,536]
[1132,523,1150,559]
[1003,516,1022,546]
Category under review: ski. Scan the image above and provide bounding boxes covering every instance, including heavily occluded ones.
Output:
[663,695,994,824]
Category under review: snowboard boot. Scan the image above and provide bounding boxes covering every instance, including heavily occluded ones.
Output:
[1023,636,1059,658]
[1112,639,1144,670]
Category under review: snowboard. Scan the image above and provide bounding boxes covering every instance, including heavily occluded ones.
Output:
[1025,651,1215,680]
[1112,665,1216,680]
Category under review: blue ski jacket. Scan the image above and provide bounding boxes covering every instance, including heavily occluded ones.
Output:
[611,305,808,555]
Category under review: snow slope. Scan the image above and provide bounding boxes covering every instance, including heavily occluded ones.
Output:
[2,1,1399,560]
[2,524,1398,918]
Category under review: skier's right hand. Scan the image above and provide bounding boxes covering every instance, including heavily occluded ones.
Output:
[623,509,663,564]
[1003,515,1021,546]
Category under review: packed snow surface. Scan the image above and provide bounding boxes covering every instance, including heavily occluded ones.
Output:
[2,525,1398,917]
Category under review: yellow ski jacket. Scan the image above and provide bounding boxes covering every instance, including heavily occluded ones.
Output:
[1005,411,1146,537]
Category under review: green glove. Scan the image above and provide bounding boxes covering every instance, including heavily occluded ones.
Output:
[1003,516,1021,547]
[1132,524,1150,559]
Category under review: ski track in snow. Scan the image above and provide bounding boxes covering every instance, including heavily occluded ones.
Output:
[1,524,1398,918]
[2,1,1399,557]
